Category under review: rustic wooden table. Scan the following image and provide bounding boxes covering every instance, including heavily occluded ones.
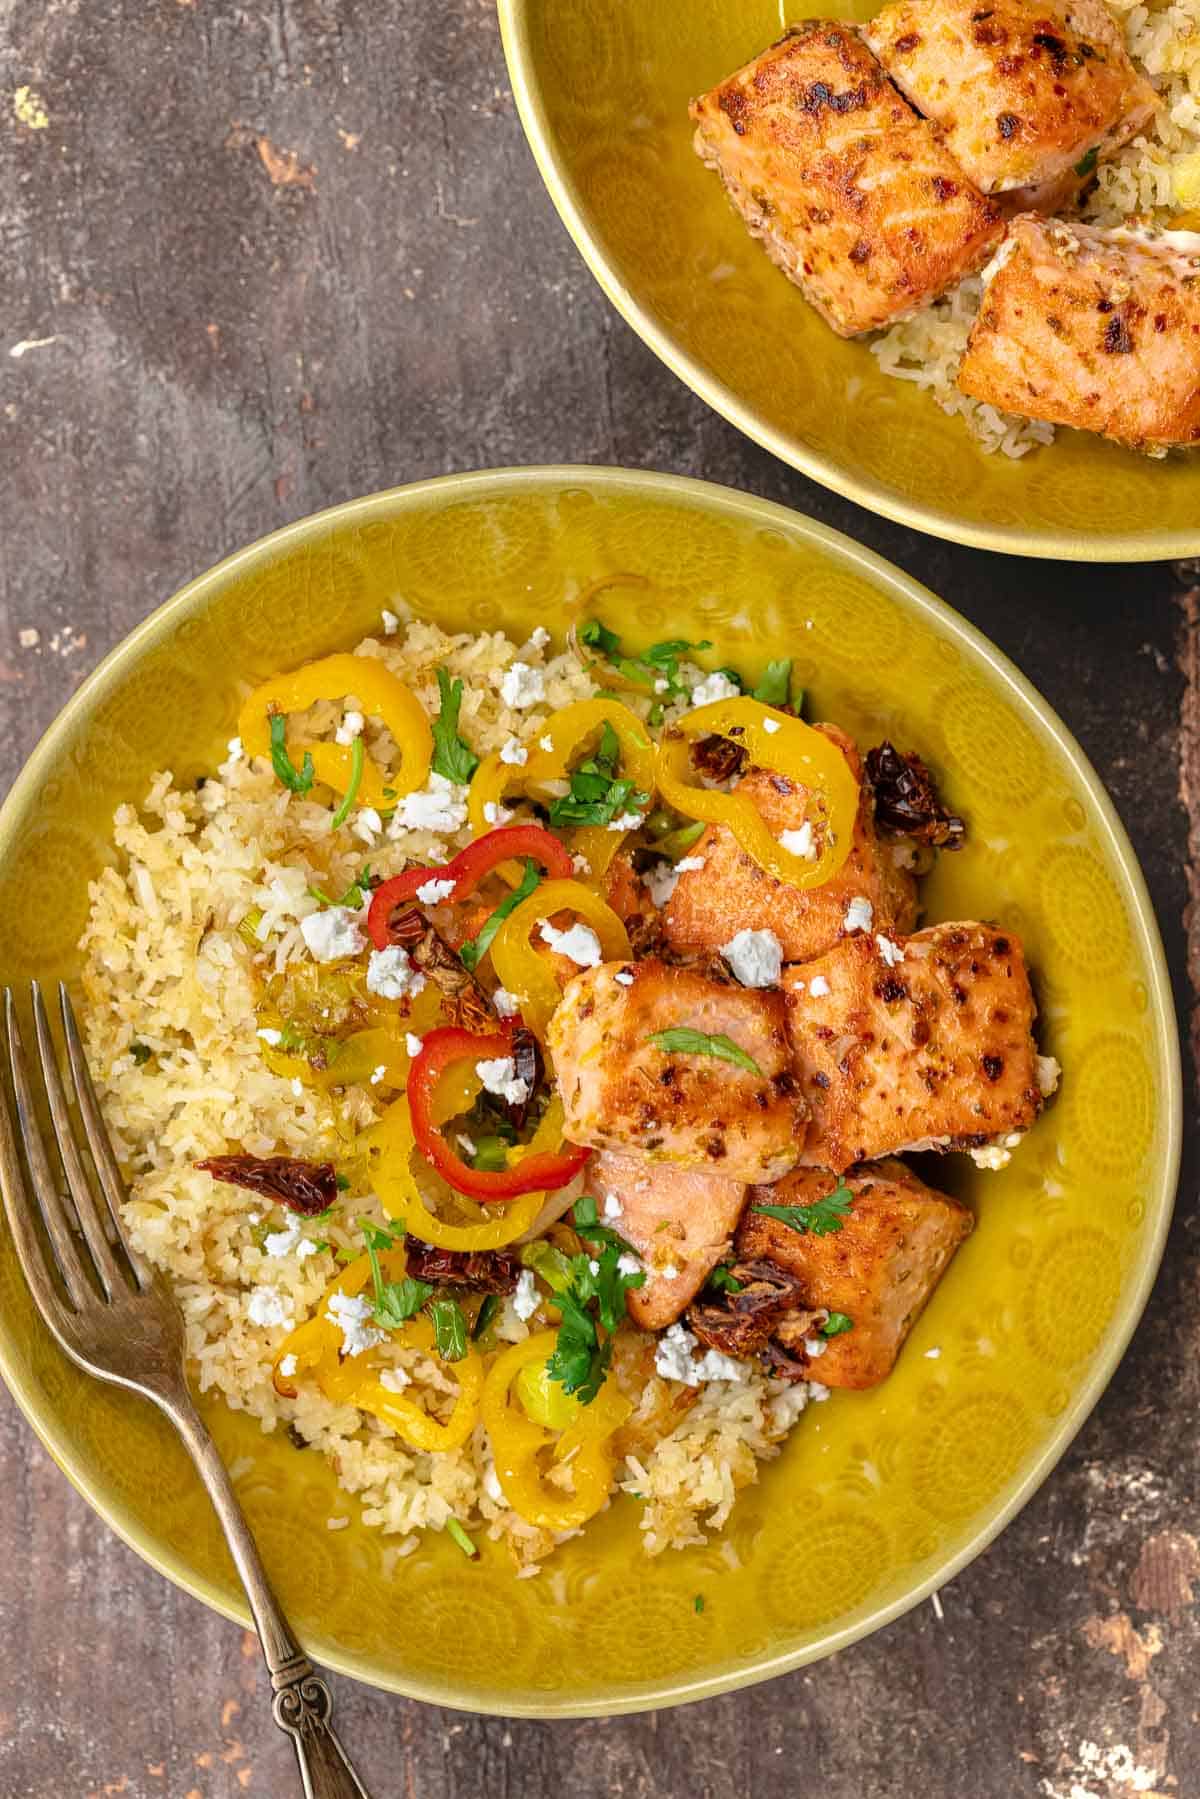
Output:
[1,5,1196,1796]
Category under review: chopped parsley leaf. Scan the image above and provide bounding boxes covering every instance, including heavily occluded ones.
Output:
[269,713,315,796]
[547,721,650,830]
[430,667,479,784]
[544,1236,645,1403]
[707,1265,743,1295]
[752,1184,854,1238]
[822,1311,854,1337]
[580,618,621,659]
[646,1027,763,1078]
[460,857,540,971]
[751,659,793,708]
[578,618,714,704]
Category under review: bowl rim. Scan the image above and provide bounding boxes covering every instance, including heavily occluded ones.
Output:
[496,0,1200,565]
[0,464,1181,1715]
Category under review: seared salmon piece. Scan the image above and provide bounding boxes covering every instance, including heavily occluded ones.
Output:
[689,23,1003,336]
[958,215,1200,448]
[784,922,1043,1172]
[592,1148,747,1330]
[865,0,1156,195]
[547,959,807,1182]
[733,1160,973,1387]
[663,725,917,966]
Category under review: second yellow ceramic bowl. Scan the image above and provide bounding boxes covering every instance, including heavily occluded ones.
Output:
[499,1,1200,560]
[0,469,1179,1712]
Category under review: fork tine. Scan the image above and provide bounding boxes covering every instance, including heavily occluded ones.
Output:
[58,982,151,1288]
[2,989,92,1311]
[31,982,127,1301]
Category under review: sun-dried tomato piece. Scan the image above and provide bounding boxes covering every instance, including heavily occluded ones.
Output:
[690,732,749,785]
[388,903,497,1033]
[402,1237,521,1294]
[196,1154,337,1215]
[866,742,965,849]
[688,1257,814,1360]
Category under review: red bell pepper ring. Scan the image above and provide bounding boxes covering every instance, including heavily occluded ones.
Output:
[408,1024,590,1201]
[367,825,574,949]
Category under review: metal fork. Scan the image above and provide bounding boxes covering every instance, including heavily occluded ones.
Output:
[0,982,372,1799]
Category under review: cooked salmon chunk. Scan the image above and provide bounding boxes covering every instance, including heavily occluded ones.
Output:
[689,23,1004,336]
[663,726,917,966]
[957,216,1200,448]
[592,1148,747,1330]
[731,1160,973,1387]
[784,922,1043,1171]
[547,960,807,1182]
[865,0,1156,195]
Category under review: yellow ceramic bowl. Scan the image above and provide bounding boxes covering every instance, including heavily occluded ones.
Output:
[499,1,1200,561]
[0,469,1179,1713]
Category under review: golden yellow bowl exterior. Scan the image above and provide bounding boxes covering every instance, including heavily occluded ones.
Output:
[0,470,1179,1712]
[498,1,1200,560]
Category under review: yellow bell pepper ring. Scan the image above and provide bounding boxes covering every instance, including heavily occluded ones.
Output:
[344,1316,484,1453]
[238,652,433,807]
[482,1332,624,1532]
[365,1094,546,1250]
[657,697,858,889]
[490,878,631,1037]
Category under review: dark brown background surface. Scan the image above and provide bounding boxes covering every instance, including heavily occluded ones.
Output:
[1,4,1196,1796]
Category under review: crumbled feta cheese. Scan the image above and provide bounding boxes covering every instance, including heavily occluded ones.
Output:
[512,1269,540,1321]
[247,1287,293,1329]
[1036,1054,1061,1097]
[300,906,366,963]
[538,920,603,966]
[483,800,513,826]
[616,1252,642,1278]
[607,811,645,831]
[327,1291,386,1357]
[500,662,545,709]
[603,1193,623,1219]
[643,861,680,909]
[588,1258,602,1277]
[264,1219,302,1258]
[353,807,383,845]
[475,1056,531,1107]
[571,852,591,876]
[279,1354,298,1379]
[381,609,400,635]
[393,772,468,834]
[875,933,904,968]
[457,1132,477,1157]
[763,718,781,735]
[366,945,426,1000]
[499,737,529,766]
[924,1347,941,1359]
[415,876,456,905]
[722,927,783,989]
[843,895,874,934]
[653,1322,747,1384]
[290,1078,304,1099]
[675,855,706,873]
[405,1032,423,1058]
[804,1336,828,1358]
[969,1142,1014,1171]
[614,969,635,987]
[225,735,244,763]
[491,988,519,1018]
[539,735,554,753]
[379,1366,411,1392]
[369,1064,387,1086]
[297,1240,317,1260]
[335,710,364,744]
[691,671,741,709]
[809,974,831,998]
[256,1027,283,1047]
[808,1381,831,1402]
[779,822,816,860]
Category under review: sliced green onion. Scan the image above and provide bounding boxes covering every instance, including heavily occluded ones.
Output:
[329,735,365,831]
[445,1517,477,1558]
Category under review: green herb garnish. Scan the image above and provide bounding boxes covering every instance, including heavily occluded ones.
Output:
[356,1216,426,1326]
[752,1184,854,1238]
[707,1265,743,1295]
[445,1517,478,1558]
[427,1295,468,1363]
[1074,146,1098,177]
[571,1195,637,1254]
[751,659,793,708]
[546,720,650,831]
[431,667,479,784]
[329,734,364,830]
[130,1042,153,1066]
[269,713,314,796]
[693,1594,705,1614]
[472,1293,500,1341]
[580,618,621,659]
[822,1311,854,1337]
[544,1235,645,1404]
[646,1027,763,1078]
[579,619,714,706]
[470,1134,512,1172]
[460,857,540,971]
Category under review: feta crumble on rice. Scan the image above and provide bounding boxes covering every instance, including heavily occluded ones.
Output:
[500,662,545,709]
[809,974,831,998]
[654,1323,750,1386]
[354,807,383,845]
[366,945,426,1000]
[722,928,783,989]
[475,1057,531,1107]
[538,920,602,966]
[876,933,904,967]
[392,772,468,834]
[843,895,874,934]
[691,671,741,709]
[499,737,528,766]
[327,1291,386,1358]
[415,876,456,905]
[247,1287,293,1329]
[512,1270,540,1321]
[300,906,365,963]
[335,710,364,744]
[779,822,816,860]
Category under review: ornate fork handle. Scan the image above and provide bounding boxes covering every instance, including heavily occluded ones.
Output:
[170,1395,371,1798]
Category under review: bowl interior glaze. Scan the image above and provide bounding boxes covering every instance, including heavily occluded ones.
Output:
[0,469,1178,1713]
[499,1,1200,560]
